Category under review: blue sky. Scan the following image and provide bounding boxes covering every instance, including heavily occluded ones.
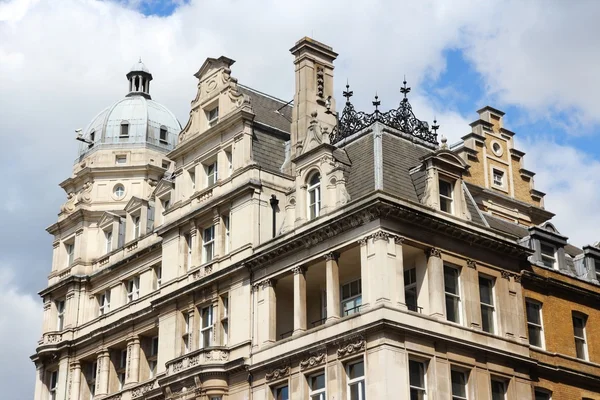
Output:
[1,0,600,398]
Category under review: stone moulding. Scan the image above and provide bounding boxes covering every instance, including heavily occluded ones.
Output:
[265,366,290,381]
[337,337,366,358]
[132,380,156,398]
[299,353,326,370]
[165,348,230,375]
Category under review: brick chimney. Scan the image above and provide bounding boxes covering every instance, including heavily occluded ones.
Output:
[289,37,338,157]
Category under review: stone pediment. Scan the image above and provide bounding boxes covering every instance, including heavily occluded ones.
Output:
[194,56,235,81]
[98,211,122,229]
[152,179,174,200]
[124,196,147,214]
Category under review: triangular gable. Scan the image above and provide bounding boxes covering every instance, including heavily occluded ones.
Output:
[194,56,235,80]
[98,211,122,229]
[152,179,174,200]
[124,196,147,214]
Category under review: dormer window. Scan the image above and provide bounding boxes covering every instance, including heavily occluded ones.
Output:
[439,179,453,214]
[207,106,219,127]
[105,230,113,253]
[540,243,556,269]
[159,126,168,143]
[120,121,129,137]
[307,172,321,220]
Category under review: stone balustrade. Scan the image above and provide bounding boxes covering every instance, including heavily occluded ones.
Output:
[165,347,230,376]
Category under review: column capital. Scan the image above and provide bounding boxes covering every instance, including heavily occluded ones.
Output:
[292,266,306,275]
[428,247,442,258]
[371,230,390,242]
[261,278,275,289]
[392,235,405,244]
[69,360,81,370]
[357,237,368,246]
[466,259,476,269]
[324,252,339,262]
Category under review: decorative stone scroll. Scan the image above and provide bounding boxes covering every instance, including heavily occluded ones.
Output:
[292,266,306,275]
[501,270,512,280]
[265,366,290,381]
[371,230,390,242]
[337,337,366,358]
[299,353,326,370]
[466,259,476,269]
[324,252,339,262]
[204,349,229,362]
[132,381,155,398]
[429,247,441,258]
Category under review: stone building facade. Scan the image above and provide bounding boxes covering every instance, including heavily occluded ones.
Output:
[32,37,600,400]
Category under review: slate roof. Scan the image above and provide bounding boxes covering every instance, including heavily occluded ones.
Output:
[252,130,287,173]
[344,133,375,200]
[485,215,529,239]
[238,85,292,133]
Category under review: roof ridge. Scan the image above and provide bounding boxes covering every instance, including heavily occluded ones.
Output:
[238,84,292,107]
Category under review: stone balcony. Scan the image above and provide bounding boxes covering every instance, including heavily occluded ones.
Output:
[102,377,160,400]
[164,347,230,376]
[92,233,161,272]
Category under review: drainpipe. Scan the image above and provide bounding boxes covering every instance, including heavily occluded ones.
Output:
[269,195,279,238]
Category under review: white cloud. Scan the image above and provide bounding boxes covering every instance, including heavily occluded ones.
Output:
[0,266,41,400]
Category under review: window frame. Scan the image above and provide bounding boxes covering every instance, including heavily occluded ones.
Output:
[490,378,507,400]
[200,304,214,349]
[404,267,418,312]
[341,278,362,316]
[205,161,218,187]
[159,126,168,143]
[149,336,159,378]
[534,389,552,400]
[221,294,229,346]
[117,348,127,390]
[126,276,140,303]
[182,311,191,354]
[184,232,193,269]
[540,243,557,269]
[307,371,326,400]
[307,171,322,220]
[438,177,454,214]
[408,359,427,400]
[572,312,588,360]
[155,265,162,289]
[223,214,230,255]
[479,275,496,334]
[105,230,113,254]
[120,121,129,137]
[226,150,233,177]
[492,169,504,187]
[56,299,65,331]
[346,359,366,400]
[85,361,97,397]
[272,383,290,400]
[48,370,59,400]
[525,299,544,348]
[98,290,111,316]
[207,106,219,127]
[443,264,462,324]
[450,369,468,400]
[65,241,75,267]
[203,225,215,263]
[133,215,141,239]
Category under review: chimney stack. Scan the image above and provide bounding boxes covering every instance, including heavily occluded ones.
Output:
[289,37,338,157]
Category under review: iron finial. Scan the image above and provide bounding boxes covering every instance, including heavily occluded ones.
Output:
[343,81,353,104]
[432,118,439,135]
[400,77,411,99]
[373,92,381,112]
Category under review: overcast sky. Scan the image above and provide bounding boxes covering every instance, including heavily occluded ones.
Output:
[1,0,599,398]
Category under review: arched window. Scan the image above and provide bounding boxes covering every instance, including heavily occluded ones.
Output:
[307,172,321,220]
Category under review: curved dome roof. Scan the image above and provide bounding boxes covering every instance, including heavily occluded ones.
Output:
[78,62,181,157]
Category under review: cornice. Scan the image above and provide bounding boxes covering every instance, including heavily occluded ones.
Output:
[46,209,105,235]
[521,269,600,300]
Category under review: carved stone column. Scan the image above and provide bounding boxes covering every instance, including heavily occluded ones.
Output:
[293,266,307,335]
[427,248,445,319]
[259,279,276,344]
[125,336,140,385]
[70,361,81,400]
[33,363,44,400]
[325,252,340,321]
[358,237,370,310]
[95,351,110,396]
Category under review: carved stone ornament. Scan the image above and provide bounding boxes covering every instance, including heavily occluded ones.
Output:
[429,247,442,258]
[466,259,476,269]
[371,230,390,242]
[513,274,522,283]
[501,270,512,280]
[204,349,229,362]
[357,237,368,246]
[265,366,290,381]
[337,338,366,358]
[132,382,155,398]
[393,235,405,244]
[260,279,274,289]
[316,66,325,98]
[204,265,212,275]
[292,266,305,275]
[300,352,326,370]
[324,252,339,262]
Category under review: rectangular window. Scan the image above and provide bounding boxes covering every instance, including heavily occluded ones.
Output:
[493,169,504,187]
[308,372,326,400]
[526,300,544,348]
[133,216,141,239]
[126,276,140,303]
[223,215,230,254]
[98,290,110,316]
[479,275,496,334]
[49,370,58,400]
[120,123,129,137]
[273,385,289,400]
[439,179,453,213]
[444,265,461,323]
[159,127,168,143]
[534,390,551,400]
[184,233,193,269]
[86,362,97,397]
[226,150,233,177]
[573,313,588,360]
[105,230,113,253]
[155,265,162,289]
[200,305,214,348]
[203,226,215,263]
[491,380,506,400]
[182,312,191,354]
[221,294,229,346]
[66,242,75,266]
[206,162,218,186]
[189,169,196,191]
[207,106,219,127]
[341,279,362,316]
[404,268,418,312]
[115,155,127,165]
[409,360,426,400]
[540,243,556,269]
[451,370,467,400]
[117,349,127,389]
[149,336,159,378]
[347,360,366,400]
[56,299,65,331]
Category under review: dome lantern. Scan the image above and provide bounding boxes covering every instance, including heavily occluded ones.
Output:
[126,58,153,99]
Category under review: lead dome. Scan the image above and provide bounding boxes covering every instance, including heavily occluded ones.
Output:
[78,60,181,157]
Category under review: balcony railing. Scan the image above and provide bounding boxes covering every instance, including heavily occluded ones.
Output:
[165,347,230,376]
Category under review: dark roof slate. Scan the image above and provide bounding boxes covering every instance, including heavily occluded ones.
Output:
[238,85,292,133]
[484,215,529,239]
[252,129,287,173]
[344,134,374,200]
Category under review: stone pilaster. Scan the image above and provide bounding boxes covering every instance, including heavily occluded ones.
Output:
[125,336,140,385]
[70,361,81,400]
[293,266,307,335]
[427,247,445,319]
[95,351,110,396]
[325,252,340,321]
[259,279,276,344]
